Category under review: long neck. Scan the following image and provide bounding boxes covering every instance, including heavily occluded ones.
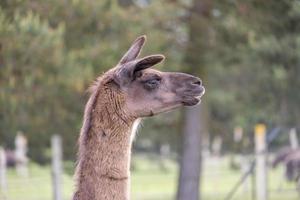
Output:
[73,85,137,200]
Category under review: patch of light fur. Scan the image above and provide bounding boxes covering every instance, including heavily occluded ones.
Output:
[130,118,142,142]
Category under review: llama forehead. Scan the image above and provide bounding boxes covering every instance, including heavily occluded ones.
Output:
[140,68,162,77]
[138,70,188,86]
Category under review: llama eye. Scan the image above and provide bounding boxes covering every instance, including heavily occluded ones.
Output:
[144,79,160,90]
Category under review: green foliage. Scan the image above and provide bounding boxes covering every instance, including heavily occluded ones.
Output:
[1,0,300,161]
[205,1,300,150]
[0,0,184,162]
[0,9,70,162]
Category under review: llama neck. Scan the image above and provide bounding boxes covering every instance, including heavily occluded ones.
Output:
[74,86,138,200]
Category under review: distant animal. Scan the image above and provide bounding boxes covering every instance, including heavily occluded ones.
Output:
[273,147,300,192]
[5,150,16,167]
[4,149,28,168]
[72,35,205,200]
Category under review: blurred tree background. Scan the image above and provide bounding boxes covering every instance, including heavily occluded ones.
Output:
[0,0,299,168]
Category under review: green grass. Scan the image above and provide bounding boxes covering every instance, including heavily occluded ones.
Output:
[0,155,298,200]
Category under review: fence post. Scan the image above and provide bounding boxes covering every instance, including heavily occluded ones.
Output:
[0,146,7,198]
[289,128,298,150]
[240,157,250,195]
[15,131,28,177]
[255,124,268,200]
[52,135,63,200]
[234,126,243,143]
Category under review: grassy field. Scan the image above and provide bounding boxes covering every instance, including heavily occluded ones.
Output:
[0,155,298,200]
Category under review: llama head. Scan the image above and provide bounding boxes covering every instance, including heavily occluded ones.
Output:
[103,35,205,118]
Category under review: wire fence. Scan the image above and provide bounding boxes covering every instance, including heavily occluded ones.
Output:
[0,155,298,200]
[0,129,299,200]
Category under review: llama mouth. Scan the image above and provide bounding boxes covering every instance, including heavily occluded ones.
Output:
[182,86,205,106]
[182,97,201,106]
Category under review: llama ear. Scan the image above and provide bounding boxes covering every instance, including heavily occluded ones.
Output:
[114,54,165,86]
[119,35,146,64]
[134,54,165,73]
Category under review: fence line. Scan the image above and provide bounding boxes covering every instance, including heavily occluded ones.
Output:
[0,128,299,200]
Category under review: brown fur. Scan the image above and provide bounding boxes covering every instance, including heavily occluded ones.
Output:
[74,76,135,200]
[72,36,205,200]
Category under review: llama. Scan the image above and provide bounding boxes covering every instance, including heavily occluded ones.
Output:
[72,35,205,200]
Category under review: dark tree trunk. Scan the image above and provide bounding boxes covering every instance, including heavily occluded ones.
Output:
[177,0,212,200]
[118,0,134,7]
[177,105,203,200]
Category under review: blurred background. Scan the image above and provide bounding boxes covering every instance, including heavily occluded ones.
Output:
[0,0,300,200]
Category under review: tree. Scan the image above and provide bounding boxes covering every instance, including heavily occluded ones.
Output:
[0,0,185,162]
[177,0,212,199]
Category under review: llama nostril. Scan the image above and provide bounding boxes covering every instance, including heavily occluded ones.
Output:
[192,79,201,85]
